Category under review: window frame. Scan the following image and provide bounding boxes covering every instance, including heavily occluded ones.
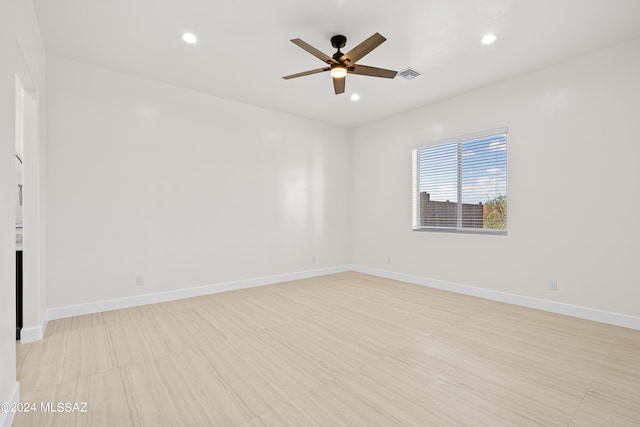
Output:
[412,127,508,235]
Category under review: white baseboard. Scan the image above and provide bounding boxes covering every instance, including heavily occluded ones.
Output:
[42,265,350,327]
[22,263,639,344]
[351,264,640,330]
[0,382,20,427]
[19,326,44,343]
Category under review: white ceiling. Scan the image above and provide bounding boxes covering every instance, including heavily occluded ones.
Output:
[33,0,640,128]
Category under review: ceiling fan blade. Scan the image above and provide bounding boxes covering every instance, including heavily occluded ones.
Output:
[333,76,345,95]
[339,33,386,64]
[349,64,397,79]
[290,39,337,64]
[282,67,330,80]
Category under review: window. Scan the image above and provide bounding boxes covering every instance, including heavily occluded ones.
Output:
[412,128,507,234]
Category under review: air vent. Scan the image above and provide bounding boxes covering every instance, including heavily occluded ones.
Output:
[396,67,422,80]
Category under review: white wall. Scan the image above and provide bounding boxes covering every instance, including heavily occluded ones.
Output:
[46,55,351,308]
[0,0,18,422]
[351,38,640,318]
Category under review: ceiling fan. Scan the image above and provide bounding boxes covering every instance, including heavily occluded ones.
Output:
[282,33,397,95]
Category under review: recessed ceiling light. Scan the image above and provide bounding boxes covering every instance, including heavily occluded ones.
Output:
[350,94,360,101]
[481,34,497,45]
[182,33,197,44]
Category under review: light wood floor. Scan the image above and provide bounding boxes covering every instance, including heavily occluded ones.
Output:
[14,272,640,426]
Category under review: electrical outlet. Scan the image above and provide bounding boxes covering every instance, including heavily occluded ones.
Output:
[312,256,316,263]
[549,280,558,291]
[136,276,144,286]
[386,257,391,265]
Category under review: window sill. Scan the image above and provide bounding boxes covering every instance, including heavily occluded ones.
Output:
[412,227,507,236]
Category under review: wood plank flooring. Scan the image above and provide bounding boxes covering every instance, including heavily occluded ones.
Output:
[14,272,640,426]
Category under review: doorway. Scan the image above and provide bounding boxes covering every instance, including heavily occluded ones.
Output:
[15,77,24,340]
[15,154,23,340]
[15,45,45,342]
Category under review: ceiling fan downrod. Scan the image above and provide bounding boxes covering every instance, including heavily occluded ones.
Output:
[330,35,347,61]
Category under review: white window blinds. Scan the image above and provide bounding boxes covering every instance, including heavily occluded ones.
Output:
[413,129,507,233]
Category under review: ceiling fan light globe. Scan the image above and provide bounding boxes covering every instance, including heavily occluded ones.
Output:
[330,66,347,78]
